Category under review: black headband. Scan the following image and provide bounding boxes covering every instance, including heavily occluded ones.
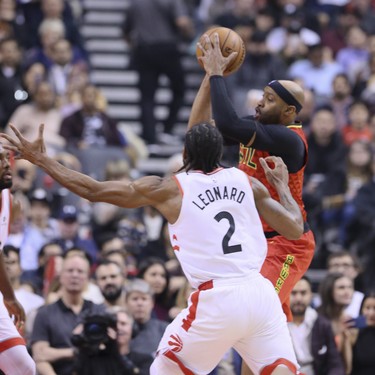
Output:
[267,80,302,113]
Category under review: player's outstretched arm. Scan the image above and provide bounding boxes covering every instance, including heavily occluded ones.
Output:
[187,73,212,131]
[0,124,167,210]
[252,156,303,240]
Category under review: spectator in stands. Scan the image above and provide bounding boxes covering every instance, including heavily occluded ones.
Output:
[6,80,65,155]
[329,73,354,131]
[303,106,347,263]
[3,245,44,315]
[24,18,85,71]
[0,37,27,129]
[345,155,375,292]
[54,204,99,263]
[11,159,37,196]
[288,43,343,105]
[320,6,359,58]
[266,5,321,65]
[327,251,365,317]
[353,52,375,115]
[123,0,194,144]
[3,245,44,345]
[0,0,28,45]
[99,234,136,278]
[59,84,126,149]
[212,0,256,30]
[114,307,154,375]
[345,291,375,375]
[342,101,372,146]
[47,38,89,110]
[27,188,59,243]
[26,240,64,296]
[5,194,47,274]
[125,279,168,357]
[21,0,85,54]
[95,260,127,309]
[30,252,105,375]
[318,272,355,369]
[137,257,172,322]
[336,25,369,84]
[22,62,47,98]
[103,250,130,281]
[311,139,373,249]
[289,276,345,375]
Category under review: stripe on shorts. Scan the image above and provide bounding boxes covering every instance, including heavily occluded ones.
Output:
[164,350,195,375]
[260,358,297,375]
[0,337,26,353]
[181,280,213,332]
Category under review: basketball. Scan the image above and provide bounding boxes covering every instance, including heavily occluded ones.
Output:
[196,27,246,76]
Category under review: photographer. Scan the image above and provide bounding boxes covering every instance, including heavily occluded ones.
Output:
[71,309,126,375]
[71,307,152,375]
[115,307,153,375]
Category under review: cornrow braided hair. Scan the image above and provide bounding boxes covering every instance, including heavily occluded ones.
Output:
[181,123,223,173]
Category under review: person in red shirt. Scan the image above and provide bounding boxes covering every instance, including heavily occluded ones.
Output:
[191,33,316,375]
[341,101,373,146]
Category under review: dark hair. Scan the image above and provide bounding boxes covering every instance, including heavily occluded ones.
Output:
[327,250,361,270]
[300,274,312,288]
[181,123,223,173]
[360,290,375,314]
[38,240,63,258]
[318,272,350,320]
[137,257,170,307]
[3,245,20,259]
[95,259,122,277]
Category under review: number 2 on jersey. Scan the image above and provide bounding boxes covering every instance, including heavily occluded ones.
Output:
[214,211,242,254]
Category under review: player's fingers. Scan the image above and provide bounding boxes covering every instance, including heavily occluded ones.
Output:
[213,33,220,48]
[2,144,19,153]
[0,133,17,146]
[197,42,205,54]
[226,51,238,64]
[38,123,45,139]
[202,34,212,50]
[9,124,24,141]
[259,158,271,172]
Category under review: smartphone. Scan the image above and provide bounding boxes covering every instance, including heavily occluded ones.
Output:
[346,315,367,329]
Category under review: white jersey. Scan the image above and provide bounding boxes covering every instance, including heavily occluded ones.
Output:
[169,167,267,289]
[0,189,11,252]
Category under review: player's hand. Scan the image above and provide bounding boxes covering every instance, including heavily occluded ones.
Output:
[4,298,25,331]
[259,156,289,187]
[0,123,47,164]
[197,33,237,76]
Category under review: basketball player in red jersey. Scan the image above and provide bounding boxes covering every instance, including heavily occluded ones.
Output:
[0,144,36,374]
[192,34,315,373]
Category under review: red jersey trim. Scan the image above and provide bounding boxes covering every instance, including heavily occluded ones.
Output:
[172,175,184,197]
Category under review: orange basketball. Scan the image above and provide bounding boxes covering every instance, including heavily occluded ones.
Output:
[196,27,246,76]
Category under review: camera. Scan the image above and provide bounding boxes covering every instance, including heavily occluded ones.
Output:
[71,311,117,355]
[71,310,139,375]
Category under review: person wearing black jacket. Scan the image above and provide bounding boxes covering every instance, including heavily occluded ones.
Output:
[289,276,345,375]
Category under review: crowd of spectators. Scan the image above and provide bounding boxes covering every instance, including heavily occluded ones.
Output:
[1,0,375,374]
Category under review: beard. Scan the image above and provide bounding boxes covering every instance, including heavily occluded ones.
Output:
[102,285,122,303]
[290,304,307,316]
[0,179,12,190]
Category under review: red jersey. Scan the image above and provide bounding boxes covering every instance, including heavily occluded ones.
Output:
[238,124,308,233]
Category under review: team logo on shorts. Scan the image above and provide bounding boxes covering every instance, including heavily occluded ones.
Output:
[168,333,183,352]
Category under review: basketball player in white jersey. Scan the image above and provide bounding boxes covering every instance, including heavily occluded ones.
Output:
[2,123,303,375]
[0,144,36,374]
